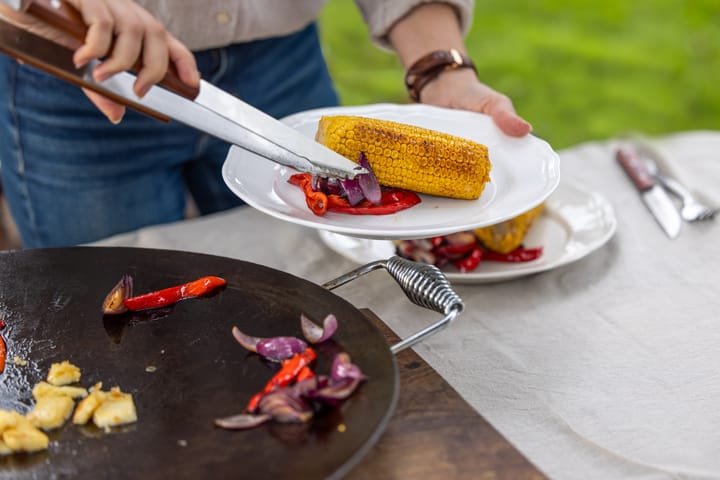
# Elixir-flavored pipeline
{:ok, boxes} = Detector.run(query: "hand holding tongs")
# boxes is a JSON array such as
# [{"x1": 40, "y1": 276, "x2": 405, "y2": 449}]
[{"x1": 0, "y1": 0, "x2": 366, "y2": 179}]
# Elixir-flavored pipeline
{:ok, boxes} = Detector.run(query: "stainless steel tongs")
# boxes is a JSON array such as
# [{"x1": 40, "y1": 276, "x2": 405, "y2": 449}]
[{"x1": 0, "y1": 0, "x2": 366, "y2": 179}]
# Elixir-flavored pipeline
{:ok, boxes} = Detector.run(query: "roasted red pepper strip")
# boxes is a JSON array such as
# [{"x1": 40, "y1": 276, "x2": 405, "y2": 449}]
[
  {"x1": 430, "y1": 236, "x2": 445, "y2": 247},
  {"x1": 296, "y1": 365, "x2": 315, "y2": 382},
  {"x1": 0, "y1": 320, "x2": 6, "y2": 374},
  {"x1": 288, "y1": 173, "x2": 327, "y2": 215},
  {"x1": 123, "y1": 276, "x2": 226, "y2": 311},
  {"x1": 433, "y1": 242, "x2": 476, "y2": 259},
  {"x1": 328, "y1": 190, "x2": 421, "y2": 215},
  {"x1": 288, "y1": 173, "x2": 420, "y2": 216},
  {"x1": 484, "y1": 246, "x2": 544, "y2": 263},
  {"x1": 246, "y1": 347, "x2": 317, "y2": 412},
  {"x1": 453, "y1": 247, "x2": 483, "y2": 273}
]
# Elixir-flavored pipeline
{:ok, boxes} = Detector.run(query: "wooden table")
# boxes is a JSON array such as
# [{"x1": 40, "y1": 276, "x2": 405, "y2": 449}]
[{"x1": 347, "y1": 310, "x2": 545, "y2": 480}]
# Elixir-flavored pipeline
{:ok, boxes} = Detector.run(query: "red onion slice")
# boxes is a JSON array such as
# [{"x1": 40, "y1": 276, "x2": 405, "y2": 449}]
[
  {"x1": 330, "y1": 352, "x2": 366, "y2": 382},
  {"x1": 258, "y1": 391, "x2": 313, "y2": 423},
  {"x1": 313, "y1": 175, "x2": 343, "y2": 196},
  {"x1": 231, "y1": 326, "x2": 262, "y2": 353},
  {"x1": 312, "y1": 175, "x2": 326, "y2": 192},
  {"x1": 102, "y1": 275, "x2": 133, "y2": 315},
  {"x1": 311, "y1": 377, "x2": 363, "y2": 404},
  {"x1": 445, "y1": 232, "x2": 477, "y2": 246},
  {"x1": 300, "y1": 313, "x2": 338, "y2": 344},
  {"x1": 214, "y1": 413, "x2": 271, "y2": 430},
  {"x1": 256, "y1": 336, "x2": 307, "y2": 362},
  {"x1": 340, "y1": 178, "x2": 365, "y2": 206},
  {"x1": 357, "y1": 152, "x2": 382, "y2": 205}
]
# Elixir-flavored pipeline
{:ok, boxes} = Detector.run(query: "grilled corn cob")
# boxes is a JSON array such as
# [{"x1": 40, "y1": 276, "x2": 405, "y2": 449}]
[
  {"x1": 315, "y1": 115, "x2": 491, "y2": 200},
  {"x1": 474, "y1": 203, "x2": 545, "y2": 254}
]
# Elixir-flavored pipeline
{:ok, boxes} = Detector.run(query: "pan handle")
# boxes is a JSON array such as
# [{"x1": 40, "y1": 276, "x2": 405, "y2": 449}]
[{"x1": 322, "y1": 256, "x2": 464, "y2": 354}]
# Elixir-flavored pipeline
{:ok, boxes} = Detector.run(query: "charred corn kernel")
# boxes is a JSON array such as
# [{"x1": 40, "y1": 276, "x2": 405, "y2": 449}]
[
  {"x1": 474, "y1": 203, "x2": 545, "y2": 254},
  {"x1": 33, "y1": 381, "x2": 87, "y2": 400},
  {"x1": 46, "y1": 360, "x2": 81, "y2": 386},
  {"x1": 315, "y1": 115, "x2": 491, "y2": 200}
]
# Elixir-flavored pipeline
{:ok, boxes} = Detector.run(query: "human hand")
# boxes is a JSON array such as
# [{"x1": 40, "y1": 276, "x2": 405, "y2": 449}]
[
  {"x1": 0, "y1": 0, "x2": 199, "y2": 123},
  {"x1": 419, "y1": 69, "x2": 532, "y2": 137}
]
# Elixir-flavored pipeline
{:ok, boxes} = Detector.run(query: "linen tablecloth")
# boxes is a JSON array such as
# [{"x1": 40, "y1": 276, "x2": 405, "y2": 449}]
[{"x1": 95, "y1": 131, "x2": 720, "y2": 480}]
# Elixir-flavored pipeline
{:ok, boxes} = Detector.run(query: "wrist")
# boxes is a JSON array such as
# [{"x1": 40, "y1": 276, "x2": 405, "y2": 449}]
[{"x1": 404, "y1": 49, "x2": 478, "y2": 103}]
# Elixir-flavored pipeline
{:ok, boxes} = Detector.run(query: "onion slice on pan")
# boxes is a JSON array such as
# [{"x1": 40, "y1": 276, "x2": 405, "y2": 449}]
[
  {"x1": 214, "y1": 413, "x2": 271, "y2": 430},
  {"x1": 232, "y1": 326, "x2": 307, "y2": 361},
  {"x1": 231, "y1": 326, "x2": 262, "y2": 352},
  {"x1": 330, "y1": 352, "x2": 366, "y2": 382},
  {"x1": 102, "y1": 274, "x2": 133, "y2": 315},
  {"x1": 256, "y1": 337, "x2": 307, "y2": 362},
  {"x1": 300, "y1": 313, "x2": 338, "y2": 344}
]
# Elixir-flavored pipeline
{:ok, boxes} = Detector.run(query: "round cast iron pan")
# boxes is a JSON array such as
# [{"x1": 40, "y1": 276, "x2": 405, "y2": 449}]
[{"x1": 0, "y1": 247, "x2": 398, "y2": 479}]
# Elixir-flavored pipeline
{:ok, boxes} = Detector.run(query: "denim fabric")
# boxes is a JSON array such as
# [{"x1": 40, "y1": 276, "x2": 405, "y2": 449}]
[{"x1": 0, "y1": 23, "x2": 338, "y2": 247}]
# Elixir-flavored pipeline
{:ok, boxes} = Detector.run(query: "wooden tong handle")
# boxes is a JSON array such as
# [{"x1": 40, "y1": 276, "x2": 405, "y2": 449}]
[{"x1": 25, "y1": 0, "x2": 199, "y2": 100}]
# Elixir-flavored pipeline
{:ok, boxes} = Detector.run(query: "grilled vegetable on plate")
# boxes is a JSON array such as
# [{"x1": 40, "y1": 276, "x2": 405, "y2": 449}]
[
  {"x1": 395, "y1": 204, "x2": 546, "y2": 273},
  {"x1": 315, "y1": 115, "x2": 491, "y2": 200},
  {"x1": 319, "y1": 181, "x2": 618, "y2": 284}
]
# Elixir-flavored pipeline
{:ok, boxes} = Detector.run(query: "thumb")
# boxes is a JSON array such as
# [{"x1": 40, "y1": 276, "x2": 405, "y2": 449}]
[{"x1": 483, "y1": 95, "x2": 532, "y2": 137}]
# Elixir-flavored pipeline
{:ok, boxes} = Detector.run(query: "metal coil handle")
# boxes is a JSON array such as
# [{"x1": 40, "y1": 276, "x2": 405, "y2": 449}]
[{"x1": 322, "y1": 256, "x2": 464, "y2": 354}]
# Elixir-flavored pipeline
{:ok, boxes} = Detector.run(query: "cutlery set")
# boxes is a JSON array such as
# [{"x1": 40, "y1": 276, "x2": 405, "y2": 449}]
[{"x1": 616, "y1": 141, "x2": 716, "y2": 239}]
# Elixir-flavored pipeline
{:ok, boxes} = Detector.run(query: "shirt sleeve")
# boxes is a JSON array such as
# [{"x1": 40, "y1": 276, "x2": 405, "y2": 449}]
[{"x1": 353, "y1": 0, "x2": 475, "y2": 50}]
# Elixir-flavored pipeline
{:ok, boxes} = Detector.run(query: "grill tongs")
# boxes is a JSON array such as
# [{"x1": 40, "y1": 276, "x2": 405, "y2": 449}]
[{"x1": 0, "y1": 0, "x2": 366, "y2": 179}]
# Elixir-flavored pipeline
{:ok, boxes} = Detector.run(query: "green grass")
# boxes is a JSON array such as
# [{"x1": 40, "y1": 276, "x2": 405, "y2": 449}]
[{"x1": 318, "y1": 0, "x2": 720, "y2": 149}]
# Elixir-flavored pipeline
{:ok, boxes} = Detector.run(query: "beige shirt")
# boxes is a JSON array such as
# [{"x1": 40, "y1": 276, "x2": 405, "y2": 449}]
[{"x1": 134, "y1": 0, "x2": 474, "y2": 51}]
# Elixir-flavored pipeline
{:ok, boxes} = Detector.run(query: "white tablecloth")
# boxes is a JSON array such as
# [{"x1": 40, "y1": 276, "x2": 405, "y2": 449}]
[{"x1": 94, "y1": 131, "x2": 720, "y2": 480}]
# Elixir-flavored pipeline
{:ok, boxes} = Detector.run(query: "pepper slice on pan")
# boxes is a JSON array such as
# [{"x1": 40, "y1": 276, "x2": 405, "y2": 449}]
[
  {"x1": 123, "y1": 276, "x2": 227, "y2": 311},
  {"x1": 245, "y1": 347, "x2": 317, "y2": 413}
]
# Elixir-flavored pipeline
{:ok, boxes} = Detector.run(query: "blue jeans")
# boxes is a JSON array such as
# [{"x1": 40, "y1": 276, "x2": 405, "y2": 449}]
[{"x1": 0, "y1": 23, "x2": 338, "y2": 247}]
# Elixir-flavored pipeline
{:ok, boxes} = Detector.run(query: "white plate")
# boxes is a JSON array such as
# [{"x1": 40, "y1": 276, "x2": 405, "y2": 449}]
[
  {"x1": 222, "y1": 104, "x2": 560, "y2": 240},
  {"x1": 319, "y1": 181, "x2": 617, "y2": 284}
]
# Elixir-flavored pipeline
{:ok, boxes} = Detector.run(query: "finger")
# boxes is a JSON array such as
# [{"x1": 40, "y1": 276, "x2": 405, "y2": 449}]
[
  {"x1": 68, "y1": 0, "x2": 114, "y2": 67},
  {"x1": 92, "y1": 4, "x2": 144, "y2": 82},
  {"x1": 491, "y1": 108, "x2": 532, "y2": 137},
  {"x1": 132, "y1": 13, "x2": 169, "y2": 97},
  {"x1": 82, "y1": 88, "x2": 126, "y2": 124},
  {"x1": 167, "y1": 34, "x2": 201, "y2": 87},
  {"x1": 483, "y1": 95, "x2": 532, "y2": 137}
]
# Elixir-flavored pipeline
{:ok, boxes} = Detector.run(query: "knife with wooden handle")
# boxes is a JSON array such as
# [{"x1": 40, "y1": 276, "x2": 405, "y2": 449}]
[
  {"x1": 616, "y1": 146, "x2": 682, "y2": 239},
  {"x1": 0, "y1": 0, "x2": 367, "y2": 179}
]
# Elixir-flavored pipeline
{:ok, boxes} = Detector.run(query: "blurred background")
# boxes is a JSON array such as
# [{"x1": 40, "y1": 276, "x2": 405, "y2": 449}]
[{"x1": 319, "y1": 0, "x2": 720, "y2": 150}]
